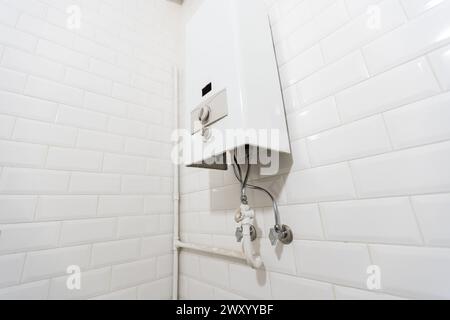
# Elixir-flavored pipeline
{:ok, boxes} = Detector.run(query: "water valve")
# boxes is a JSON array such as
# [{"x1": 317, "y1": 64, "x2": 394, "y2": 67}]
[{"x1": 269, "y1": 225, "x2": 293, "y2": 246}]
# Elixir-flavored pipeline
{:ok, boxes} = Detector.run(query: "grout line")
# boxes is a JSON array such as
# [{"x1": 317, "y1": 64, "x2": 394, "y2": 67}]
[
  {"x1": 425, "y1": 54, "x2": 445, "y2": 92},
  {"x1": 316, "y1": 203, "x2": 328, "y2": 241},
  {"x1": 380, "y1": 113, "x2": 395, "y2": 151},
  {"x1": 408, "y1": 196, "x2": 427, "y2": 246}
]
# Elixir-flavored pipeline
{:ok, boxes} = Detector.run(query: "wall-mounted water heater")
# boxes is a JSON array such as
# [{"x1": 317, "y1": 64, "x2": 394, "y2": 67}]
[{"x1": 185, "y1": 0, "x2": 290, "y2": 170}]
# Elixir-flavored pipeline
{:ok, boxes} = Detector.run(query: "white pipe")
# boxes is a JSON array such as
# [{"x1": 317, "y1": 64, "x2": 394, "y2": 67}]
[
  {"x1": 175, "y1": 241, "x2": 246, "y2": 260},
  {"x1": 239, "y1": 204, "x2": 263, "y2": 269},
  {"x1": 172, "y1": 67, "x2": 180, "y2": 300}
]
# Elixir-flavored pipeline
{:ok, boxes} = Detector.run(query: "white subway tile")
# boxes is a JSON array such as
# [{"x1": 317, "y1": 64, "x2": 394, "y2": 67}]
[
  {"x1": 186, "y1": 278, "x2": 215, "y2": 300},
  {"x1": 0, "y1": 168, "x2": 70, "y2": 194},
  {"x1": 334, "y1": 286, "x2": 404, "y2": 300},
  {"x1": 117, "y1": 215, "x2": 159, "y2": 238},
  {"x1": 276, "y1": 1, "x2": 349, "y2": 65},
  {"x1": 0, "y1": 67, "x2": 27, "y2": 93},
  {"x1": 265, "y1": 204, "x2": 324, "y2": 240},
  {"x1": 125, "y1": 138, "x2": 162, "y2": 158},
  {"x1": 84, "y1": 92, "x2": 128, "y2": 117},
  {"x1": 69, "y1": 173, "x2": 121, "y2": 194},
  {"x1": 0, "y1": 115, "x2": 15, "y2": 139},
  {"x1": 363, "y1": 1, "x2": 450, "y2": 74},
  {"x1": 64, "y1": 67, "x2": 112, "y2": 95},
  {"x1": 0, "y1": 23, "x2": 37, "y2": 52},
  {"x1": 412, "y1": 194, "x2": 450, "y2": 246},
  {"x1": 344, "y1": 0, "x2": 383, "y2": 18},
  {"x1": 1, "y1": 47, "x2": 65, "y2": 81},
  {"x1": 141, "y1": 235, "x2": 172, "y2": 257},
  {"x1": 0, "y1": 254, "x2": 25, "y2": 288},
  {"x1": 128, "y1": 105, "x2": 163, "y2": 125},
  {"x1": 0, "y1": 196, "x2": 37, "y2": 223},
  {"x1": 91, "y1": 239, "x2": 140, "y2": 267},
  {"x1": 56, "y1": 105, "x2": 108, "y2": 131},
  {"x1": 46, "y1": 147, "x2": 102, "y2": 171},
  {"x1": 17, "y1": 13, "x2": 73, "y2": 49},
  {"x1": 133, "y1": 74, "x2": 164, "y2": 95},
  {"x1": 290, "y1": 139, "x2": 311, "y2": 172},
  {"x1": 98, "y1": 195, "x2": 144, "y2": 217},
  {"x1": 157, "y1": 254, "x2": 173, "y2": 279},
  {"x1": 77, "y1": 129, "x2": 124, "y2": 153},
  {"x1": 138, "y1": 278, "x2": 172, "y2": 300},
  {"x1": 294, "y1": 240, "x2": 371, "y2": 288},
  {"x1": 321, "y1": 197, "x2": 422, "y2": 245},
  {"x1": 60, "y1": 218, "x2": 116, "y2": 246},
  {"x1": 111, "y1": 259, "x2": 157, "y2": 290},
  {"x1": 279, "y1": 45, "x2": 324, "y2": 88},
  {"x1": 350, "y1": 141, "x2": 450, "y2": 197},
  {"x1": 336, "y1": 58, "x2": 441, "y2": 123},
  {"x1": 428, "y1": 43, "x2": 450, "y2": 90},
  {"x1": 384, "y1": 92, "x2": 450, "y2": 149},
  {"x1": 22, "y1": 245, "x2": 91, "y2": 281},
  {"x1": 13, "y1": 119, "x2": 77, "y2": 147},
  {"x1": 121, "y1": 175, "x2": 161, "y2": 194},
  {"x1": 49, "y1": 267, "x2": 111, "y2": 300},
  {"x1": 296, "y1": 51, "x2": 369, "y2": 106},
  {"x1": 25, "y1": 76, "x2": 84, "y2": 107},
  {"x1": 36, "y1": 196, "x2": 98, "y2": 221},
  {"x1": 270, "y1": 273, "x2": 334, "y2": 300},
  {"x1": 103, "y1": 153, "x2": 147, "y2": 175},
  {"x1": 0, "y1": 90, "x2": 58, "y2": 122},
  {"x1": 213, "y1": 288, "x2": 245, "y2": 300},
  {"x1": 0, "y1": 280, "x2": 49, "y2": 300},
  {"x1": 288, "y1": 97, "x2": 341, "y2": 140},
  {"x1": 0, "y1": 3, "x2": 20, "y2": 26},
  {"x1": 147, "y1": 159, "x2": 173, "y2": 177},
  {"x1": 198, "y1": 256, "x2": 229, "y2": 288},
  {"x1": 400, "y1": 0, "x2": 446, "y2": 19},
  {"x1": 259, "y1": 240, "x2": 297, "y2": 275},
  {"x1": 370, "y1": 245, "x2": 450, "y2": 299},
  {"x1": 144, "y1": 195, "x2": 172, "y2": 214},
  {"x1": 0, "y1": 222, "x2": 60, "y2": 254},
  {"x1": 73, "y1": 35, "x2": 115, "y2": 64},
  {"x1": 268, "y1": 0, "x2": 300, "y2": 25},
  {"x1": 286, "y1": 163, "x2": 356, "y2": 204},
  {"x1": 108, "y1": 117, "x2": 147, "y2": 138},
  {"x1": 112, "y1": 83, "x2": 147, "y2": 106},
  {"x1": 282, "y1": 84, "x2": 302, "y2": 114},
  {"x1": 3, "y1": 0, "x2": 48, "y2": 18},
  {"x1": 91, "y1": 58, "x2": 131, "y2": 84},
  {"x1": 179, "y1": 251, "x2": 200, "y2": 278},
  {"x1": 307, "y1": 115, "x2": 391, "y2": 166},
  {"x1": 272, "y1": 0, "x2": 334, "y2": 44},
  {"x1": 36, "y1": 39, "x2": 90, "y2": 70},
  {"x1": 93, "y1": 287, "x2": 137, "y2": 300},
  {"x1": 0, "y1": 140, "x2": 47, "y2": 167},
  {"x1": 322, "y1": 0, "x2": 406, "y2": 63},
  {"x1": 229, "y1": 263, "x2": 272, "y2": 299}
]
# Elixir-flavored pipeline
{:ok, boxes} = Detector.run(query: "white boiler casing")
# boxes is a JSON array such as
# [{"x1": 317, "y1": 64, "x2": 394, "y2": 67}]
[{"x1": 185, "y1": 0, "x2": 290, "y2": 169}]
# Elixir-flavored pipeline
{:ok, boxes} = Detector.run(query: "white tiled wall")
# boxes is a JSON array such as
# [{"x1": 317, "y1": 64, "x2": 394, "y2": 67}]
[
  {"x1": 0, "y1": 0, "x2": 181, "y2": 299},
  {"x1": 179, "y1": 0, "x2": 450, "y2": 300}
]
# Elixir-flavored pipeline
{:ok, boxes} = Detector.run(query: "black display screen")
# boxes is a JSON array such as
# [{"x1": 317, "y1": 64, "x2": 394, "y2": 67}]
[{"x1": 202, "y1": 83, "x2": 212, "y2": 97}]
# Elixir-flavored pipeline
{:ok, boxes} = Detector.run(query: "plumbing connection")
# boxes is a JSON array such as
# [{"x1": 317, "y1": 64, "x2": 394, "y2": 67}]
[{"x1": 232, "y1": 147, "x2": 293, "y2": 269}]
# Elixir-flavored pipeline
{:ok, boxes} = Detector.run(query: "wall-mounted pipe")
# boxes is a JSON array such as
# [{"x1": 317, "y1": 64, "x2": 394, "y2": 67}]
[{"x1": 172, "y1": 67, "x2": 180, "y2": 300}]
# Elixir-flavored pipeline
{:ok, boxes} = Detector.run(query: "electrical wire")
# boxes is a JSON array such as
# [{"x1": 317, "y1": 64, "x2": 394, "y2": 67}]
[{"x1": 232, "y1": 148, "x2": 281, "y2": 229}]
